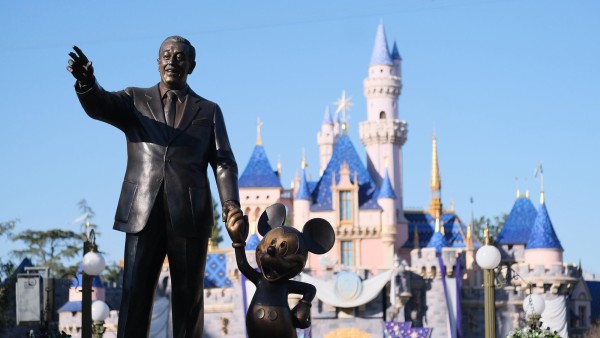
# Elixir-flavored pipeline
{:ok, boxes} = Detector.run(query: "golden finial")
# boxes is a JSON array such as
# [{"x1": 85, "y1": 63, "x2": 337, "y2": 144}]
[
  {"x1": 429, "y1": 131, "x2": 443, "y2": 217},
  {"x1": 277, "y1": 156, "x2": 282, "y2": 176},
  {"x1": 484, "y1": 224, "x2": 490, "y2": 246},
  {"x1": 466, "y1": 223, "x2": 473, "y2": 250},
  {"x1": 525, "y1": 189, "x2": 530, "y2": 198},
  {"x1": 256, "y1": 117, "x2": 263, "y2": 146},
  {"x1": 431, "y1": 132, "x2": 441, "y2": 191},
  {"x1": 534, "y1": 163, "x2": 545, "y2": 204},
  {"x1": 301, "y1": 148, "x2": 308, "y2": 169},
  {"x1": 291, "y1": 170, "x2": 299, "y2": 189}
]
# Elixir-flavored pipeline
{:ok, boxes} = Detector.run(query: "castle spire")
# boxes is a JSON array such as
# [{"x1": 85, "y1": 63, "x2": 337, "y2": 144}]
[
  {"x1": 535, "y1": 163, "x2": 545, "y2": 204},
  {"x1": 301, "y1": 148, "x2": 308, "y2": 169},
  {"x1": 369, "y1": 21, "x2": 393, "y2": 66},
  {"x1": 429, "y1": 131, "x2": 443, "y2": 218},
  {"x1": 256, "y1": 117, "x2": 263, "y2": 146},
  {"x1": 322, "y1": 105, "x2": 333, "y2": 124}
]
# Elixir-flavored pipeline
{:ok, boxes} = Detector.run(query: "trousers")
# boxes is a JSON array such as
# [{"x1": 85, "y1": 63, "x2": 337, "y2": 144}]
[{"x1": 117, "y1": 186, "x2": 210, "y2": 338}]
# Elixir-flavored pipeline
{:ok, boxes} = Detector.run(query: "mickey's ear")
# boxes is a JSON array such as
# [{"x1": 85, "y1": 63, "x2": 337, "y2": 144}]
[
  {"x1": 302, "y1": 218, "x2": 335, "y2": 255},
  {"x1": 257, "y1": 203, "x2": 287, "y2": 236}
]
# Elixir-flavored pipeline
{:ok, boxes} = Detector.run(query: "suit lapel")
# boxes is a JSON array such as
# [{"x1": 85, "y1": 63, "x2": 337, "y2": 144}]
[{"x1": 145, "y1": 85, "x2": 172, "y2": 140}]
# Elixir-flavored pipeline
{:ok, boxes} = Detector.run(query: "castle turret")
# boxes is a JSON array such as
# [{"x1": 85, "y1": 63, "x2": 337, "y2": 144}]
[
  {"x1": 378, "y1": 165, "x2": 397, "y2": 268},
  {"x1": 524, "y1": 167, "x2": 563, "y2": 267},
  {"x1": 359, "y1": 22, "x2": 408, "y2": 250},
  {"x1": 524, "y1": 192, "x2": 564, "y2": 267},
  {"x1": 317, "y1": 106, "x2": 337, "y2": 175},
  {"x1": 238, "y1": 119, "x2": 283, "y2": 234},
  {"x1": 293, "y1": 156, "x2": 311, "y2": 230}
]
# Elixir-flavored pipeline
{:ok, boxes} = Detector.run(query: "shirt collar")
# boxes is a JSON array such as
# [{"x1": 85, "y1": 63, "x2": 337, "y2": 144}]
[{"x1": 159, "y1": 83, "x2": 189, "y2": 102}]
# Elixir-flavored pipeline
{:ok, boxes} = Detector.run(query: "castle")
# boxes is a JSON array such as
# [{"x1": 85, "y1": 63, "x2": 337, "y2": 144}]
[
  {"x1": 201, "y1": 22, "x2": 591, "y2": 338},
  {"x1": 56, "y1": 22, "x2": 593, "y2": 338}
]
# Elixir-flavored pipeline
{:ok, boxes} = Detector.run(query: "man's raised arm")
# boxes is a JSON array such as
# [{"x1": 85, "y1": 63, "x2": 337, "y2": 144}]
[{"x1": 67, "y1": 46, "x2": 95, "y2": 92}]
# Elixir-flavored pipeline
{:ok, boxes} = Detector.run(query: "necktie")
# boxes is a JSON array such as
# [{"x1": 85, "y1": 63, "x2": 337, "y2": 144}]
[{"x1": 165, "y1": 91, "x2": 177, "y2": 128}]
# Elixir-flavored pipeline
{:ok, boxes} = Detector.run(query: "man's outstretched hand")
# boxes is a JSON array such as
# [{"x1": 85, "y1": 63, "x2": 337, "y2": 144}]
[
  {"x1": 67, "y1": 46, "x2": 95, "y2": 86},
  {"x1": 226, "y1": 208, "x2": 248, "y2": 247}
]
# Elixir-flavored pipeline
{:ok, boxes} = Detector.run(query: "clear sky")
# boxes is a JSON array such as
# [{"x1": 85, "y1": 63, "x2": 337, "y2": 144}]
[{"x1": 1, "y1": 0, "x2": 599, "y2": 276}]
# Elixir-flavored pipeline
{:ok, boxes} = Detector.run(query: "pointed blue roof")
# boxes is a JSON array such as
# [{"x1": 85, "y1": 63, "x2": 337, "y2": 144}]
[
  {"x1": 496, "y1": 197, "x2": 537, "y2": 244},
  {"x1": 323, "y1": 106, "x2": 333, "y2": 124},
  {"x1": 403, "y1": 212, "x2": 477, "y2": 250},
  {"x1": 370, "y1": 23, "x2": 393, "y2": 66},
  {"x1": 58, "y1": 301, "x2": 83, "y2": 313},
  {"x1": 426, "y1": 231, "x2": 449, "y2": 254},
  {"x1": 295, "y1": 169, "x2": 312, "y2": 200},
  {"x1": 310, "y1": 135, "x2": 380, "y2": 211},
  {"x1": 72, "y1": 264, "x2": 104, "y2": 288},
  {"x1": 391, "y1": 41, "x2": 402, "y2": 61},
  {"x1": 526, "y1": 202, "x2": 563, "y2": 250},
  {"x1": 239, "y1": 145, "x2": 282, "y2": 188},
  {"x1": 378, "y1": 170, "x2": 396, "y2": 199}
]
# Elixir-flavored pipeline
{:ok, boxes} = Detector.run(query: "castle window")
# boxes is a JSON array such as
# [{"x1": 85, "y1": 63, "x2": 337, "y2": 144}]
[
  {"x1": 341, "y1": 240, "x2": 354, "y2": 266},
  {"x1": 339, "y1": 191, "x2": 352, "y2": 222},
  {"x1": 579, "y1": 305, "x2": 587, "y2": 327},
  {"x1": 379, "y1": 111, "x2": 386, "y2": 119}
]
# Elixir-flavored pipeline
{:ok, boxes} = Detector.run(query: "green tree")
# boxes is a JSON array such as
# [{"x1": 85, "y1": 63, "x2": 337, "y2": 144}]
[
  {"x1": 0, "y1": 221, "x2": 16, "y2": 333},
  {"x1": 11, "y1": 229, "x2": 83, "y2": 278},
  {"x1": 102, "y1": 261, "x2": 122, "y2": 286},
  {"x1": 472, "y1": 213, "x2": 508, "y2": 244},
  {"x1": 0, "y1": 219, "x2": 17, "y2": 238},
  {"x1": 210, "y1": 199, "x2": 224, "y2": 247}
]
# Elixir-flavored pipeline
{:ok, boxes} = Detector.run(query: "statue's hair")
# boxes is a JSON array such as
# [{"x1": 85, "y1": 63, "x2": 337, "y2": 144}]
[{"x1": 161, "y1": 35, "x2": 196, "y2": 62}]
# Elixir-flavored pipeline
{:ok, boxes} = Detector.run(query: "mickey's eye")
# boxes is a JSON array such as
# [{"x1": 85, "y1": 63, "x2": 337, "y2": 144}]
[{"x1": 278, "y1": 241, "x2": 288, "y2": 255}]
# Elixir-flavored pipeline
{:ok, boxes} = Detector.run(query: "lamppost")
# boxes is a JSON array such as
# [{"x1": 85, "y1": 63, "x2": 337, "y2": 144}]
[
  {"x1": 81, "y1": 229, "x2": 105, "y2": 338},
  {"x1": 475, "y1": 228, "x2": 501, "y2": 338},
  {"x1": 91, "y1": 300, "x2": 110, "y2": 338}
]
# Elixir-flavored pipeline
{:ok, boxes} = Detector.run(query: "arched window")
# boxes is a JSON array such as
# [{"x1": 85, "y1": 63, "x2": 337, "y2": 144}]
[{"x1": 379, "y1": 111, "x2": 386, "y2": 119}]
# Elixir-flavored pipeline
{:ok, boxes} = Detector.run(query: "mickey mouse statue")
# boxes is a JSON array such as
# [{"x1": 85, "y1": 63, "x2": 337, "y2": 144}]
[{"x1": 226, "y1": 203, "x2": 335, "y2": 338}]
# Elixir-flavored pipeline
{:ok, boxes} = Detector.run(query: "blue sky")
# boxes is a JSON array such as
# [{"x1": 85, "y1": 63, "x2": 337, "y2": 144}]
[{"x1": 1, "y1": 0, "x2": 599, "y2": 275}]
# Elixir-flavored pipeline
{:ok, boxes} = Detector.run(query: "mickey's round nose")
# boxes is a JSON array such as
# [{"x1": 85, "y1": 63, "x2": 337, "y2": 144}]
[{"x1": 267, "y1": 245, "x2": 276, "y2": 256}]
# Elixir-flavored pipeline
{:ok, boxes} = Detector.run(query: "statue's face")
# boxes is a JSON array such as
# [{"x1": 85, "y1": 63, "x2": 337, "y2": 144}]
[{"x1": 157, "y1": 40, "x2": 195, "y2": 90}]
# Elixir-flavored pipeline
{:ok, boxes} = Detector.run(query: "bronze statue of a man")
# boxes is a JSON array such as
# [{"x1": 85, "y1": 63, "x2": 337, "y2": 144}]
[{"x1": 67, "y1": 36, "x2": 241, "y2": 338}]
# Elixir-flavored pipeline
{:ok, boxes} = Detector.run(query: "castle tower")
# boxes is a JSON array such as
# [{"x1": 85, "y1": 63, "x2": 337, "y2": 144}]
[
  {"x1": 377, "y1": 164, "x2": 397, "y2": 268},
  {"x1": 524, "y1": 191, "x2": 564, "y2": 268},
  {"x1": 238, "y1": 119, "x2": 283, "y2": 235},
  {"x1": 317, "y1": 106, "x2": 337, "y2": 175},
  {"x1": 359, "y1": 23, "x2": 408, "y2": 246},
  {"x1": 429, "y1": 132, "x2": 443, "y2": 218},
  {"x1": 293, "y1": 154, "x2": 311, "y2": 231}
]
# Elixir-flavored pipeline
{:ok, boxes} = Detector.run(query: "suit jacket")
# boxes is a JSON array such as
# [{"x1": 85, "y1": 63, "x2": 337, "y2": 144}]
[{"x1": 76, "y1": 82, "x2": 239, "y2": 238}]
